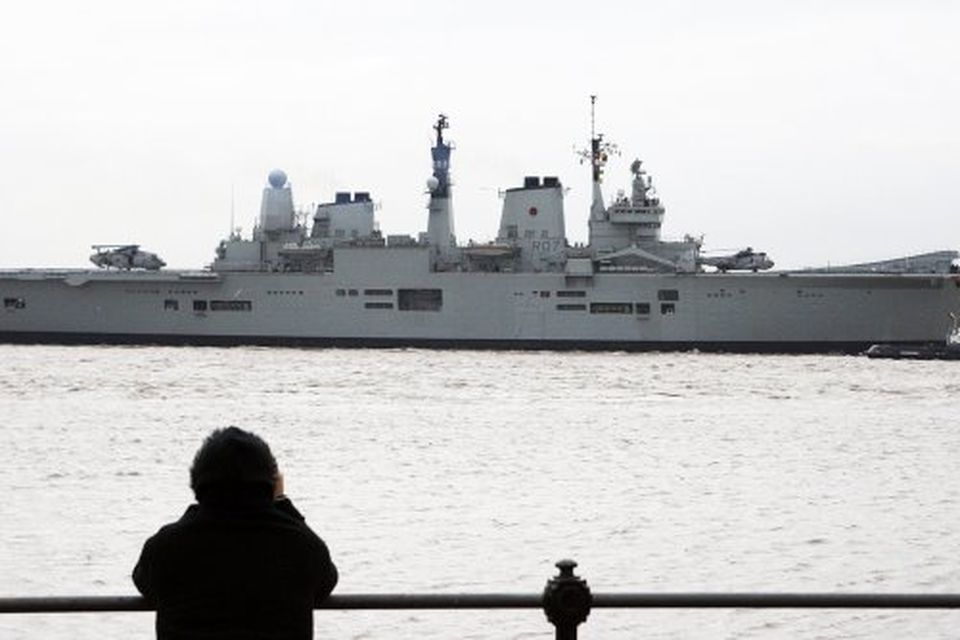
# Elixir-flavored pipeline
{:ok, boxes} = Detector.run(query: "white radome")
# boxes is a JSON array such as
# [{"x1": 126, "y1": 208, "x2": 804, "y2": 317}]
[
  {"x1": 268, "y1": 169, "x2": 288, "y2": 189},
  {"x1": 426, "y1": 176, "x2": 440, "y2": 191}
]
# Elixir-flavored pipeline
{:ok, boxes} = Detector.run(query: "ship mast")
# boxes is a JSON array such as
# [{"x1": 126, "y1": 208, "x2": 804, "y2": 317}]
[
  {"x1": 431, "y1": 114, "x2": 451, "y2": 197},
  {"x1": 426, "y1": 113, "x2": 456, "y2": 263},
  {"x1": 577, "y1": 95, "x2": 618, "y2": 220}
]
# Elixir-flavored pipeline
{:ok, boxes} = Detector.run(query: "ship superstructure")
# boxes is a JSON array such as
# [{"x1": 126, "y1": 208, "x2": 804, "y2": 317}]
[
  {"x1": 1, "y1": 104, "x2": 958, "y2": 351},
  {"x1": 208, "y1": 105, "x2": 712, "y2": 279}
]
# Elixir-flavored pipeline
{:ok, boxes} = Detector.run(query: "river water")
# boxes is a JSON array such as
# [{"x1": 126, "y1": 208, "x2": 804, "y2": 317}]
[{"x1": 0, "y1": 345, "x2": 958, "y2": 639}]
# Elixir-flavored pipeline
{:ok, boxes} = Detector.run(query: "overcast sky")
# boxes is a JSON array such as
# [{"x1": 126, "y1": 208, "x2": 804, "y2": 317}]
[{"x1": 1, "y1": 0, "x2": 957, "y2": 269}]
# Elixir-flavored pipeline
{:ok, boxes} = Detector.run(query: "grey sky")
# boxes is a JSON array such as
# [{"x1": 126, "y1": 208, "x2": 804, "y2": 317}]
[{"x1": 1, "y1": 0, "x2": 957, "y2": 269}]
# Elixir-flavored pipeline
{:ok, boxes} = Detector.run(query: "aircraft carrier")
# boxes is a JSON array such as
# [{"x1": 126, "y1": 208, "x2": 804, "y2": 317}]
[{"x1": 2, "y1": 103, "x2": 959, "y2": 352}]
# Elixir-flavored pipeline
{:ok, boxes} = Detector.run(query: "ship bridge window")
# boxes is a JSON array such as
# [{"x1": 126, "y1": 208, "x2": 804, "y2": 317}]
[
  {"x1": 636, "y1": 302, "x2": 651, "y2": 314},
  {"x1": 4, "y1": 297, "x2": 26, "y2": 309},
  {"x1": 557, "y1": 303, "x2": 587, "y2": 311},
  {"x1": 557, "y1": 290, "x2": 587, "y2": 298},
  {"x1": 364, "y1": 289, "x2": 393, "y2": 296},
  {"x1": 193, "y1": 300, "x2": 207, "y2": 312},
  {"x1": 164, "y1": 299, "x2": 179, "y2": 311},
  {"x1": 364, "y1": 302, "x2": 394, "y2": 309},
  {"x1": 590, "y1": 302, "x2": 633, "y2": 314},
  {"x1": 661, "y1": 303, "x2": 676, "y2": 315},
  {"x1": 398, "y1": 288, "x2": 442, "y2": 311},
  {"x1": 210, "y1": 300, "x2": 253, "y2": 311},
  {"x1": 658, "y1": 289, "x2": 679, "y2": 301}
]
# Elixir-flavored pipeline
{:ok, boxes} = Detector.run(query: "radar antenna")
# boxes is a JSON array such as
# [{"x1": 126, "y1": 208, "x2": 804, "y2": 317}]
[
  {"x1": 576, "y1": 95, "x2": 619, "y2": 184},
  {"x1": 434, "y1": 114, "x2": 449, "y2": 146}
]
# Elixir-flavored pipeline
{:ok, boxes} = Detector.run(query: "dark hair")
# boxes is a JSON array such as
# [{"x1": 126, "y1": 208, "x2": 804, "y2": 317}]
[{"x1": 190, "y1": 427, "x2": 277, "y2": 503}]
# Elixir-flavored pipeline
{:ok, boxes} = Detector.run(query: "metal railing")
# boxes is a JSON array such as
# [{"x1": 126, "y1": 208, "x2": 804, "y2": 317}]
[{"x1": 3, "y1": 560, "x2": 960, "y2": 639}]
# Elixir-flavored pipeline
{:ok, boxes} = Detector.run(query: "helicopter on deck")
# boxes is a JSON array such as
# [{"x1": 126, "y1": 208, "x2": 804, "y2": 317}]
[
  {"x1": 700, "y1": 247, "x2": 774, "y2": 273},
  {"x1": 89, "y1": 245, "x2": 165, "y2": 270}
]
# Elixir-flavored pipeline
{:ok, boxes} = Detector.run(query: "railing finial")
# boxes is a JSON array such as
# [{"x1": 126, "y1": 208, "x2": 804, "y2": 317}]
[{"x1": 543, "y1": 559, "x2": 592, "y2": 640}]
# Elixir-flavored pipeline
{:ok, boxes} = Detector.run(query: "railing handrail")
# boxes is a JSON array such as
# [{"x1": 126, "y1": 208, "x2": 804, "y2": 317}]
[
  {"x1": 5, "y1": 560, "x2": 960, "y2": 639},
  {"x1": 3, "y1": 592, "x2": 960, "y2": 614}
]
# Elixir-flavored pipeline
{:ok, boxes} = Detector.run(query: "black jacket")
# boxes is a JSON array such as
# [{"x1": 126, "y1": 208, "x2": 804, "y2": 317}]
[{"x1": 133, "y1": 497, "x2": 337, "y2": 640}]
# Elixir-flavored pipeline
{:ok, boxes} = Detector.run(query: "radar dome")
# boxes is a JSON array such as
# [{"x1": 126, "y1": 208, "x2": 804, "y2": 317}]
[
  {"x1": 268, "y1": 169, "x2": 288, "y2": 189},
  {"x1": 426, "y1": 176, "x2": 440, "y2": 191}
]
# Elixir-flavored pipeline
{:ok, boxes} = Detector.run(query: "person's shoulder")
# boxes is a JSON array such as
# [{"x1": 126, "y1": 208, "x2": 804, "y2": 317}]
[
  {"x1": 271, "y1": 496, "x2": 305, "y2": 521},
  {"x1": 269, "y1": 499, "x2": 330, "y2": 544},
  {"x1": 145, "y1": 504, "x2": 201, "y2": 540}
]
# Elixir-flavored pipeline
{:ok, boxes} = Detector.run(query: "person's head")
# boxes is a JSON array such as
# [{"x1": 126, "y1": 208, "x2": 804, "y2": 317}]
[{"x1": 190, "y1": 427, "x2": 277, "y2": 506}]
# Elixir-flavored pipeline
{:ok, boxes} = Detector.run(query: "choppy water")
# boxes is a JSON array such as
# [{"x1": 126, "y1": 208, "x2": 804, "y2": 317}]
[{"x1": 1, "y1": 345, "x2": 958, "y2": 639}]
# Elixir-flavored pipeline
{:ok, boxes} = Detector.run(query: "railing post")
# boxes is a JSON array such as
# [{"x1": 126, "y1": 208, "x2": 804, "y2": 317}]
[{"x1": 543, "y1": 559, "x2": 592, "y2": 640}]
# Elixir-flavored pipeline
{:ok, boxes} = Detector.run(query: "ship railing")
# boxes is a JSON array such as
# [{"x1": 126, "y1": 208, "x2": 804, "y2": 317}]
[
  {"x1": 2, "y1": 560, "x2": 960, "y2": 639},
  {"x1": 607, "y1": 209, "x2": 664, "y2": 225}
]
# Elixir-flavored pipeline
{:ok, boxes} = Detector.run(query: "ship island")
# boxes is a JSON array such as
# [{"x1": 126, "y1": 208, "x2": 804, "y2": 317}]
[{"x1": 2, "y1": 102, "x2": 959, "y2": 352}]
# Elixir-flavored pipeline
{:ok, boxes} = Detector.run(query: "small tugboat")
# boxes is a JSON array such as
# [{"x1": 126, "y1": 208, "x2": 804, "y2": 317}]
[{"x1": 865, "y1": 315, "x2": 960, "y2": 360}]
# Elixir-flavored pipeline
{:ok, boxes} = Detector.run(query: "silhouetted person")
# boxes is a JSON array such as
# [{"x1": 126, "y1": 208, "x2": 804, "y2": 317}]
[{"x1": 133, "y1": 427, "x2": 337, "y2": 639}]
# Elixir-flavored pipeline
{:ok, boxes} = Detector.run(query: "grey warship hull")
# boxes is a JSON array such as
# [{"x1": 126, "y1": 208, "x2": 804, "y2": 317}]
[{"x1": 2, "y1": 265, "x2": 957, "y2": 353}]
